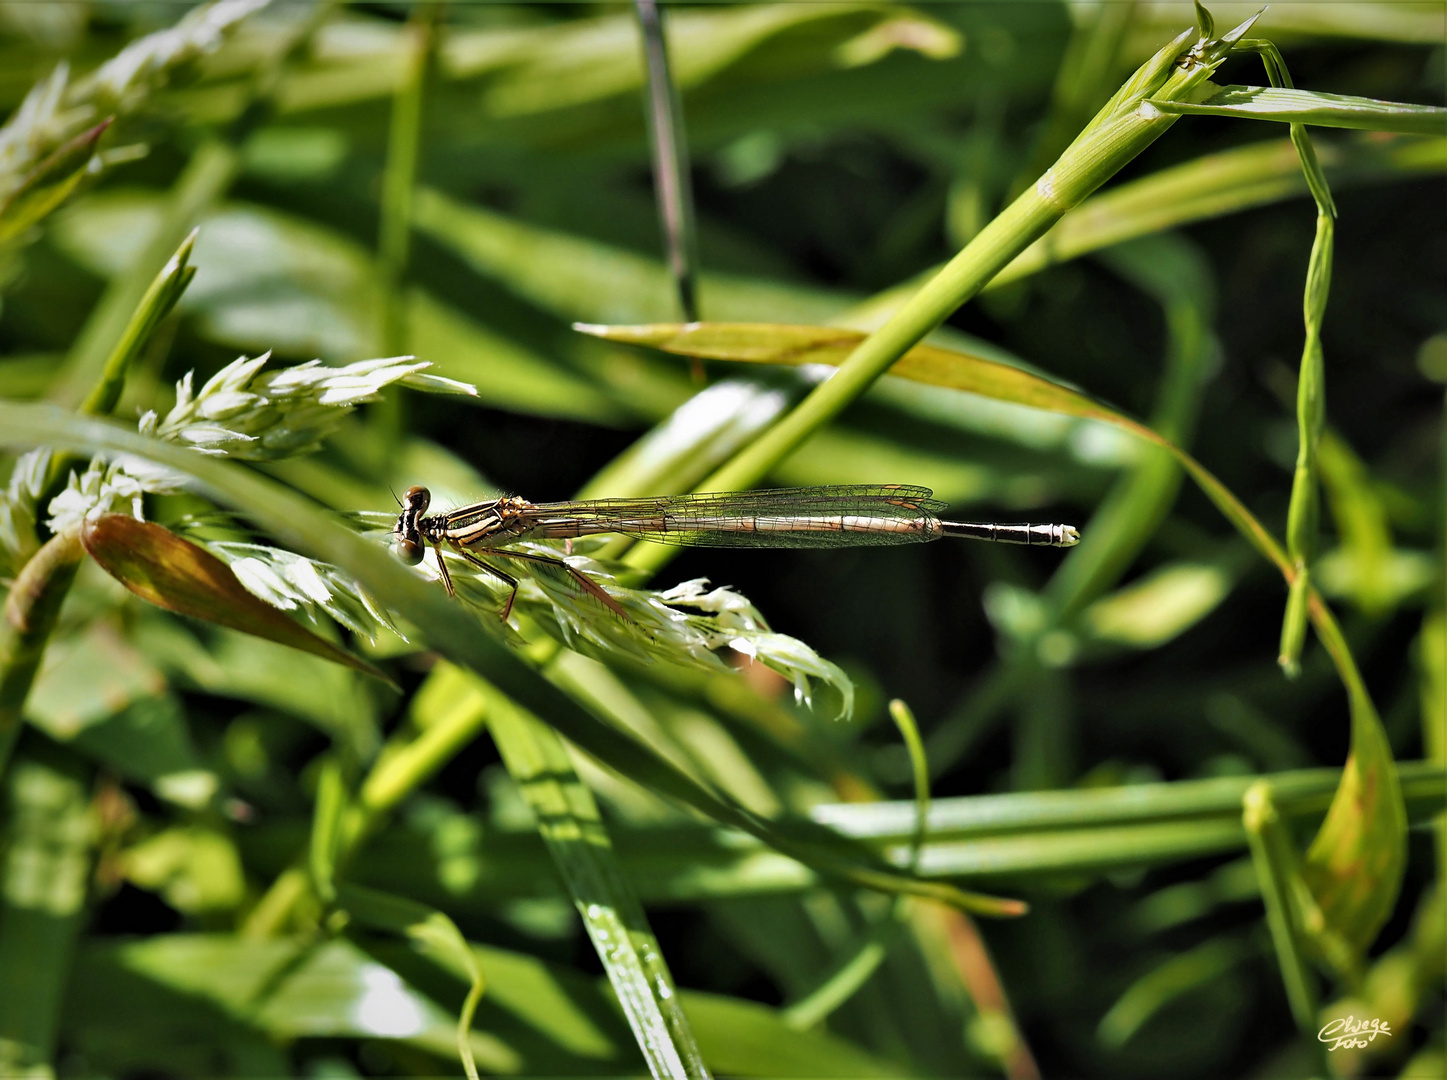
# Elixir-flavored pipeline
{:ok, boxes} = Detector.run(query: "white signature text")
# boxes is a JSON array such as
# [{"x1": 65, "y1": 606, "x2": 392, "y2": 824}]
[{"x1": 1318, "y1": 1016, "x2": 1393, "y2": 1051}]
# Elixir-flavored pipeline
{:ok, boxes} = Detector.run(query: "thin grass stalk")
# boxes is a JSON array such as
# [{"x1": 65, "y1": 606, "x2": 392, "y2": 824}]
[
  {"x1": 634, "y1": 0, "x2": 700, "y2": 325},
  {"x1": 1234, "y1": 39, "x2": 1340, "y2": 678},
  {"x1": 377, "y1": 1, "x2": 441, "y2": 358},
  {"x1": 1243, "y1": 781, "x2": 1323, "y2": 1050}
]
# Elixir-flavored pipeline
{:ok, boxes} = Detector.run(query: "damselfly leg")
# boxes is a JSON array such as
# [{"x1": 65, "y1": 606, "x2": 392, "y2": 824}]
[{"x1": 445, "y1": 540, "x2": 629, "y2": 622}]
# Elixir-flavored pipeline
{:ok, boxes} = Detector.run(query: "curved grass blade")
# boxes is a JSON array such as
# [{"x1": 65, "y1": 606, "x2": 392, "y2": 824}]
[
  {"x1": 0, "y1": 402, "x2": 1023, "y2": 918},
  {"x1": 80, "y1": 514, "x2": 392, "y2": 686},
  {"x1": 336, "y1": 883, "x2": 485, "y2": 1080},
  {"x1": 579, "y1": 320, "x2": 1408, "y2": 955}
]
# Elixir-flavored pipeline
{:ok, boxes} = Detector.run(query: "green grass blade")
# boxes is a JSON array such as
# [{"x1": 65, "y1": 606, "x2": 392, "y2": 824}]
[
  {"x1": 1097, "y1": 935, "x2": 1256, "y2": 1048},
  {"x1": 49, "y1": 139, "x2": 240, "y2": 409},
  {"x1": 1243, "y1": 782, "x2": 1322, "y2": 1036},
  {"x1": 1152, "y1": 85, "x2": 1447, "y2": 136},
  {"x1": 581, "y1": 318, "x2": 1407, "y2": 932},
  {"x1": 336, "y1": 883, "x2": 486, "y2": 1080},
  {"x1": 483, "y1": 684, "x2": 709, "y2": 1079},
  {"x1": 0, "y1": 751, "x2": 92, "y2": 1075}
]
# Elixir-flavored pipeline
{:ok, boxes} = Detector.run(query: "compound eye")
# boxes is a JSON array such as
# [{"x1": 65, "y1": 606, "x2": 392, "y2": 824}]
[
  {"x1": 394, "y1": 536, "x2": 425, "y2": 566},
  {"x1": 403, "y1": 486, "x2": 430, "y2": 513}
]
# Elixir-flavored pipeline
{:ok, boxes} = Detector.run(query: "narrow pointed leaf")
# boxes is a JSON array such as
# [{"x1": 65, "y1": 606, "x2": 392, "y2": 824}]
[
  {"x1": 1151, "y1": 85, "x2": 1447, "y2": 136},
  {"x1": 0, "y1": 118, "x2": 111, "y2": 247}
]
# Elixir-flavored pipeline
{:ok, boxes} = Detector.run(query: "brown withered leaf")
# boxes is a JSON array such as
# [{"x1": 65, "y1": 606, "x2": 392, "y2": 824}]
[{"x1": 82, "y1": 514, "x2": 395, "y2": 686}]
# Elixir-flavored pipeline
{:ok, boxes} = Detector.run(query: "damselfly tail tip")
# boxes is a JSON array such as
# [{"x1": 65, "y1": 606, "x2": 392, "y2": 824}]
[{"x1": 1057, "y1": 525, "x2": 1081, "y2": 547}]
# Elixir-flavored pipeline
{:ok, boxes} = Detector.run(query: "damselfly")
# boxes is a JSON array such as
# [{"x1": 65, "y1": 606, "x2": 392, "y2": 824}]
[{"x1": 393, "y1": 484, "x2": 1079, "y2": 620}]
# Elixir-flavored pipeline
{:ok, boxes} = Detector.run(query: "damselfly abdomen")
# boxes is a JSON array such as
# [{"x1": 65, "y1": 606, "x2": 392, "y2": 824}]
[{"x1": 393, "y1": 484, "x2": 1078, "y2": 619}]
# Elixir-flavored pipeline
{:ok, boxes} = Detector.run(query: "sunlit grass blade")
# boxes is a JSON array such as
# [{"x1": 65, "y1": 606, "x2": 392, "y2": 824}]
[
  {"x1": 0, "y1": 752, "x2": 93, "y2": 1075},
  {"x1": 1151, "y1": 85, "x2": 1447, "y2": 136},
  {"x1": 481, "y1": 683, "x2": 709, "y2": 1080}
]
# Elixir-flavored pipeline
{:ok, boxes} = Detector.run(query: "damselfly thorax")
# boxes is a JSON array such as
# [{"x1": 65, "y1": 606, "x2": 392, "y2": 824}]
[{"x1": 392, "y1": 483, "x2": 1078, "y2": 621}]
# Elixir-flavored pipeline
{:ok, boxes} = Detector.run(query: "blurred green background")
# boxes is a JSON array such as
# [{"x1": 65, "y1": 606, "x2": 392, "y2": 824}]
[{"x1": 0, "y1": 2, "x2": 1443, "y2": 1078}]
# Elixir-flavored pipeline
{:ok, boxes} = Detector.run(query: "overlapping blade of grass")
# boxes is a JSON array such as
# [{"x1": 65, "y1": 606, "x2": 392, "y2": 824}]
[
  {"x1": 481, "y1": 682, "x2": 708, "y2": 1080},
  {"x1": 332, "y1": 762, "x2": 1445, "y2": 904}
]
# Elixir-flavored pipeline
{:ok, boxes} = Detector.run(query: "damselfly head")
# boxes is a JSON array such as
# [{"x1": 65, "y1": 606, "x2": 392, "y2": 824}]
[{"x1": 392, "y1": 485, "x2": 431, "y2": 565}]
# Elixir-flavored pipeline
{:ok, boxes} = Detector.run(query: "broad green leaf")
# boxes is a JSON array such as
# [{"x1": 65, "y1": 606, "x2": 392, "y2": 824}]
[
  {"x1": 80, "y1": 514, "x2": 390, "y2": 685},
  {"x1": 1082, "y1": 561, "x2": 1234, "y2": 648},
  {"x1": 25, "y1": 620, "x2": 212, "y2": 804},
  {"x1": 0, "y1": 753, "x2": 93, "y2": 1076},
  {"x1": 182, "y1": 3, "x2": 960, "y2": 121},
  {"x1": 105, "y1": 934, "x2": 520, "y2": 1070},
  {"x1": 412, "y1": 187, "x2": 853, "y2": 326},
  {"x1": 1152, "y1": 85, "x2": 1447, "y2": 136},
  {"x1": 1300, "y1": 688, "x2": 1409, "y2": 959},
  {"x1": 473, "y1": 4, "x2": 958, "y2": 117},
  {"x1": 78, "y1": 932, "x2": 905, "y2": 1077}
]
